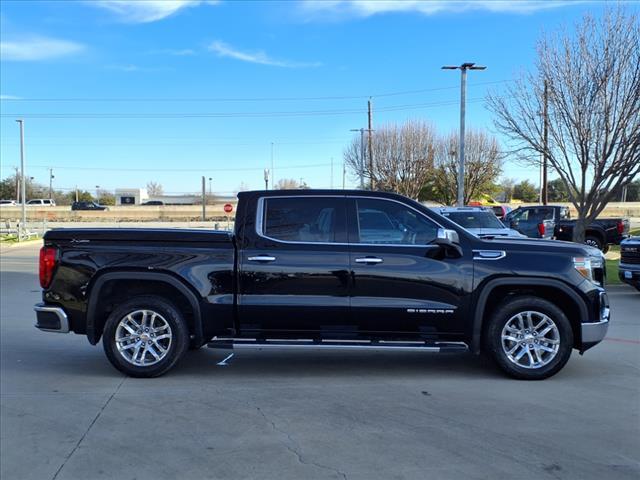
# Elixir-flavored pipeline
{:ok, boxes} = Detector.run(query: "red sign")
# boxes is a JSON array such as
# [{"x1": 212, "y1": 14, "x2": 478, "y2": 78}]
[{"x1": 223, "y1": 203, "x2": 233, "y2": 214}]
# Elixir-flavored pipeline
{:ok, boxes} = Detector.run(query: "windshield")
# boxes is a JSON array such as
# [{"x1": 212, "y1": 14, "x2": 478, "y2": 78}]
[{"x1": 443, "y1": 211, "x2": 506, "y2": 229}]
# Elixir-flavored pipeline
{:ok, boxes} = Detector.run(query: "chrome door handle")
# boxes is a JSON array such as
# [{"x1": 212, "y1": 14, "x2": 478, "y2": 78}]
[
  {"x1": 355, "y1": 257, "x2": 383, "y2": 264},
  {"x1": 247, "y1": 255, "x2": 276, "y2": 262}
]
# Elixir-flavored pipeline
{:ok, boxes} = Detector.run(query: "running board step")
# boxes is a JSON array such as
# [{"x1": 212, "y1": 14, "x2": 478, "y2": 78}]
[{"x1": 208, "y1": 338, "x2": 468, "y2": 353}]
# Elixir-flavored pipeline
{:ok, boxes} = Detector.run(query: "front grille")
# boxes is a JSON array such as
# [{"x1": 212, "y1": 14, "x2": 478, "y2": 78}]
[{"x1": 621, "y1": 248, "x2": 640, "y2": 265}]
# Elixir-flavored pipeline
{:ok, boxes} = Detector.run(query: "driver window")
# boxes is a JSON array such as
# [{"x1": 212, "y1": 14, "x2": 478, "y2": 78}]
[{"x1": 355, "y1": 198, "x2": 438, "y2": 245}]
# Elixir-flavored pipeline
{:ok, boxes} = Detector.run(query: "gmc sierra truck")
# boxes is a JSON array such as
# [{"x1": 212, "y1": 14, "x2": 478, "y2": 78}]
[{"x1": 34, "y1": 190, "x2": 610, "y2": 380}]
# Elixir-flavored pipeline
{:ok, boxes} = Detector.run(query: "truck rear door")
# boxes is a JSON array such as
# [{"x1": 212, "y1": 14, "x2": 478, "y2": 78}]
[{"x1": 237, "y1": 195, "x2": 351, "y2": 337}]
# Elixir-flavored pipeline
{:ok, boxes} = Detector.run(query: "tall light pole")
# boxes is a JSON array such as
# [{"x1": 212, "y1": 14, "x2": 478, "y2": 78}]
[
  {"x1": 442, "y1": 62, "x2": 486, "y2": 206},
  {"x1": 208, "y1": 177, "x2": 212, "y2": 202},
  {"x1": 264, "y1": 169, "x2": 269, "y2": 190},
  {"x1": 16, "y1": 120, "x2": 26, "y2": 240}
]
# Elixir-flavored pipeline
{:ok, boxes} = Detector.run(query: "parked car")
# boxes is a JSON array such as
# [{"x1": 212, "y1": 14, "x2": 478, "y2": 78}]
[
  {"x1": 142, "y1": 200, "x2": 164, "y2": 206},
  {"x1": 619, "y1": 236, "x2": 640, "y2": 291},
  {"x1": 490, "y1": 204, "x2": 512, "y2": 221},
  {"x1": 71, "y1": 201, "x2": 109, "y2": 211},
  {"x1": 27, "y1": 199, "x2": 56, "y2": 207},
  {"x1": 504, "y1": 206, "x2": 559, "y2": 240},
  {"x1": 0, "y1": 200, "x2": 17, "y2": 206},
  {"x1": 35, "y1": 190, "x2": 610, "y2": 380},
  {"x1": 506, "y1": 205, "x2": 629, "y2": 251},
  {"x1": 432, "y1": 206, "x2": 525, "y2": 239}
]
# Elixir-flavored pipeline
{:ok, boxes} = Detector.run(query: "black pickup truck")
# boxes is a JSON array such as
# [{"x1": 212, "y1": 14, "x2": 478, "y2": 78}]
[
  {"x1": 506, "y1": 205, "x2": 629, "y2": 251},
  {"x1": 35, "y1": 190, "x2": 610, "y2": 380}
]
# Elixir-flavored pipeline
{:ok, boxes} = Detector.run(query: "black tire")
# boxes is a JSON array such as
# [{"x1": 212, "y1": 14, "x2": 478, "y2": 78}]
[
  {"x1": 102, "y1": 295, "x2": 189, "y2": 378},
  {"x1": 585, "y1": 235, "x2": 603, "y2": 251},
  {"x1": 484, "y1": 296, "x2": 573, "y2": 380}
]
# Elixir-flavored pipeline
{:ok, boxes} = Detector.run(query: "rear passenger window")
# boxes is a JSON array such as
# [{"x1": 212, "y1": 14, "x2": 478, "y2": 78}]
[{"x1": 262, "y1": 197, "x2": 344, "y2": 243}]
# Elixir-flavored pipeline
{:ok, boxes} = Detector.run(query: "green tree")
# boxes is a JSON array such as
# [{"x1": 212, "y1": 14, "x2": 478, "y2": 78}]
[
  {"x1": 513, "y1": 180, "x2": 539, "y2": 202},
  {"x1": 547, "y1": 178, "x2": 571, "y2": 202},
  {"x1": 68, "y1": 191, "x2": 94, "y2": 203}
]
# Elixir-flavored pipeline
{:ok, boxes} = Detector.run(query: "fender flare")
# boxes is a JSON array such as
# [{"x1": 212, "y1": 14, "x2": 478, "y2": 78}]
[
  {"x1": 86, "y1": 271, "x2": 203, "y2": 345},
  {"x1": 471, "y1": 277, "x2": 589, "y2": 354}
]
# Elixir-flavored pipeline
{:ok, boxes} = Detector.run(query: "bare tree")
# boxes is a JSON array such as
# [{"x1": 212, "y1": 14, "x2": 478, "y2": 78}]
[
  {"x1": 500, "y1": 177, "x2": 517, "y2": 202},
  {"x1": 488, "y1": 8, "x2": 640, "y2": 242},
  {"x1": 344, "y1": 120, "x2": 436, "y2": 199},
  {"x1": 275, "y1": 178, "x2": 309, "y2": 190},
  {"x1": 146, "y1": 181, "x2": 164, "y2": 196},
  {"x1": 429, "y1": 129, "x2": 502, "y2": 205}
]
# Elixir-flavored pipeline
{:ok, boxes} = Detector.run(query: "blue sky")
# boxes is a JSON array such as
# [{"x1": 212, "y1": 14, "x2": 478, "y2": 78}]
[{"x1": 0, "y1": 0, "x2": 619, "y2": 196}]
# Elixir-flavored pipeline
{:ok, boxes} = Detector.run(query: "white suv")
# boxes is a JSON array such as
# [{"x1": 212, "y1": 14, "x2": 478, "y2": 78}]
[{"x1": 27, "y1": 199, "x2": 56, "y2": 207}]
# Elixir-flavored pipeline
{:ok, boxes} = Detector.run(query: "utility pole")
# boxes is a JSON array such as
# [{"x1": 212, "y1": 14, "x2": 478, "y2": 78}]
[
  {"x1": 542, "y1": 80, "x2": 549, "y2": 205},
  {"x1": 49, "y1": 168, "x2": 54, "y2": 200},
  {"x1": 201, "y1": 176, "x2": 206, "y2": 220},
  {"x1": 95, "y1": 185, "x2": 100, "y2": 202},
  {"x1": 208, "y1": 177, "x2": 212, "y2": 203},
  {"x1": 75, "y1": 185, "x2": 79, "y2": 202},
  {"x1": 330, "y1": 157, "x2": 334, "y2": 189},
  {"x1": 16, "y1": 120, "x2": 26, "y2": 240},
  {"x1": 367, "y1": 98, "x2": 374, "y2": 190},
  {"x1": 350, "y1": 128, "x2": 366, "y2": 189},
  {"x1": 264, "y1": 169, "x2": 269, "y2": 190},
  {"x1": 270, "y1": 142, "x2": 275, "y2": 189},
  {"x1": 442, "y1": 62, "x2": 486, "y2": 206},
  {"x1": 342, "y1": 161, "x2": 346, "y2": 190}
]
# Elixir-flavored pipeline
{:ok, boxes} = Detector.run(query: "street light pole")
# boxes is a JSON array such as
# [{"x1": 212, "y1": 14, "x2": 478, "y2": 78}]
[
  {"x1": 442, "y1": 62, "x2": 486, "y2": 206},
  {"x1": 264, "y1": 169, "x2": 269, "y2": 190},
  {"x1": 16, "y1": 120, "x2": 26, "y2": 241}
]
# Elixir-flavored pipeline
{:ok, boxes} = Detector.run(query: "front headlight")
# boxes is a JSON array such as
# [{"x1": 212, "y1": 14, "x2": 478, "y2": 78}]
[{"x1": 573, "y1": 256, "x2": 603, "y2": 285}]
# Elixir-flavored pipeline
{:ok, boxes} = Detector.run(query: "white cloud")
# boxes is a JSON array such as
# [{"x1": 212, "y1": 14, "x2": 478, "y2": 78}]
[
  {"x1": 209, "y1": 41, "x2": 321, "y2": 68},
  {"x1": 92, "y1": 0, "x2": 219, "y2": 23},
  {"x1": 300, "y1": 0, "x2": 579, "y2": 18},
  {"x1": 0, "y1": 35, "x2": 85, "y2": 61},
  {"x1": 0, "y1": 94, "x2": 21, "y2": 100}
]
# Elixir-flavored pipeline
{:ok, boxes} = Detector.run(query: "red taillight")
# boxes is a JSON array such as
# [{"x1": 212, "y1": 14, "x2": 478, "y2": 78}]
[
  {"x1": 537, "y1": 223, "x2": 546, "y2": 236},
  {"x1": 617, "y1": 220, "x2": 625, "y2": 235},
  {"x1": 39, "y1": 246, "x2": 58, "y2": 289}
]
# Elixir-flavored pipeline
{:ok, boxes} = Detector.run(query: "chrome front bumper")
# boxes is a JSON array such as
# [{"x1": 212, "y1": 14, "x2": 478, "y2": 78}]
[
  {"x1": 581, "y1": 291, "x2": 610, "y2": 344},
  {"x1": 34, "y1": 303, "x2": 70, "y2": 333}
]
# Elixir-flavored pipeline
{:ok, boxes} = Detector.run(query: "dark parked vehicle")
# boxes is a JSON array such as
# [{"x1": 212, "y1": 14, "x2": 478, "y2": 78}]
[
  {"x1": 35, "y1": 190, "x2": 610, "y2": 380},
  {"x1": 490, "y1": 205, "x2": 512, "y2": 221},
  {"x1": 72, "y1": 201, "x2": 109, "y2": 211},
  {"x1": 619, "y1": 236, "x2": 640, "y2": 291},
  {"x1": 506, "y1": 205, "x2": 629, "y2": 251},
  {"x1": 142, "y1": 200, "x2": 164, "y2": 206},
  {"x1": 504, "y1": 206, "x2": 558, "y2": 240}
]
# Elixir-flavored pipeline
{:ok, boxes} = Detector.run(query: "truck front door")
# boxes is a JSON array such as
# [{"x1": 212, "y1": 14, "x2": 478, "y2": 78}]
[{"x1": 347, "y1": 197, "x2": 469, "y2": 339}]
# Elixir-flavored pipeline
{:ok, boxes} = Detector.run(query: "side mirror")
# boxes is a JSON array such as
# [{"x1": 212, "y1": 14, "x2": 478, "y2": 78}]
[{"x1": 432, "y1": 228, "x2": 463, "y2": 258}]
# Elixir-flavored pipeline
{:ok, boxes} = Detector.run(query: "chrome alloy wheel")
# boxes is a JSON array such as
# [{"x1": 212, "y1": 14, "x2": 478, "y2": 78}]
[
  {"x1": 115, "y1": 310, "x2": 172, "y2": 367},
  {"x1": 501, "y1": 311, "x2": 560, "y2": 369}
]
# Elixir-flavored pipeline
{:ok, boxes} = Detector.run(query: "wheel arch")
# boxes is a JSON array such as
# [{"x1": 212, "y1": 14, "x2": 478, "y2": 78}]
[
  {"x1": 471, "y1": 277, "x2": 588, "y2": 354},
  {"x1": 86, "y1": 271, "x2": 203, "y2": 346}
]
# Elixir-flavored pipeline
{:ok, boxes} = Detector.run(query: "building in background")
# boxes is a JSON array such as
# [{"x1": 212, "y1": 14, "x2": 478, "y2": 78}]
[{"x1": 115, "y1": 188, "x2": 148, "y2": 205}]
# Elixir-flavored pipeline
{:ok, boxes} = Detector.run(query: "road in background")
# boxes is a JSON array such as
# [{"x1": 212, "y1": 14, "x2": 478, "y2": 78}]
[{"x1": 1, "y1": 243, "x2": 639, "y2": 480}]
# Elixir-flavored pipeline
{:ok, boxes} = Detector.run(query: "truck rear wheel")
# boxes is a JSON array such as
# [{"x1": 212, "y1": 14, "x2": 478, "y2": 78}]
[
  {"x1": 484, "y1": 296, "x2": 573, "y2": 380},
  {"x1": 102, "y1": 295, "x2": 189, "y2": 377},
  {"x1": 585, "y1": 235, "x2": 603, "y2": 251}
]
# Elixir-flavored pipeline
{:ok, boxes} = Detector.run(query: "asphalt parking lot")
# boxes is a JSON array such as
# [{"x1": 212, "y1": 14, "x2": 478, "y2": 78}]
[{"x1": 1, "y1": 243, "x2": 639, "y2": 480}]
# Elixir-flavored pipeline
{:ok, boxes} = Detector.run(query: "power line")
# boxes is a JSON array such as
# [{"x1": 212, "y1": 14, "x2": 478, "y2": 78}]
[
  {"x1": 0, "y1": 97, "x2": 489, "y2": 119},
  {"x1": 0, "y1": 80, "x2": 510, "y2": 103}
]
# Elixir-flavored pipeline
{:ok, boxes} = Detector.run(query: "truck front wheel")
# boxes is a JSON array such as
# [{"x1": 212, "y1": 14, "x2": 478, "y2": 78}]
[
  {"x1": 484, "y1": 296, "x2": 573, "y2": 380},
  {"x1": 102, "y1": 296, "x2": 189, "y2": 377}
]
